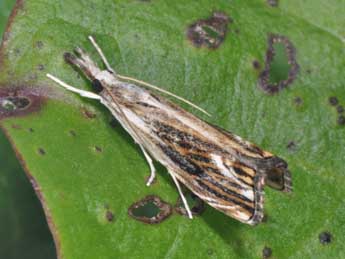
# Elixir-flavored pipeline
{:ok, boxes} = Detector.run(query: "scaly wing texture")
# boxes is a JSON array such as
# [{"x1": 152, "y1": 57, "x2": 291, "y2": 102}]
[{"x1": 101, "y1": 82, "x2": 289, "y2": 224}]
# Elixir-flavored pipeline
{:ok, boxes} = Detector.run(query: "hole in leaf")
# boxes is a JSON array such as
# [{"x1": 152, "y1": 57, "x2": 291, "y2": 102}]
[
  {"x1": 268, "y1": 43, "x2": 291, "y2": 85},
  {"x1": 1, "y1": 96, "x2": 31, "y2": 111},
  {"x1": 258, "y1": 34, "x2": 299, "y2": 94},
  {"x1": 132, "y1": 201, "x2": 160, "y2": 218},
  {"x1": 128, "y1": 195, "x2": 172, "y2": 224},
  {"x1": 175, "y1": 190, "x2": 205, "y2": 216},
  {"x1": 187, "y1": 12, "x2": 230, "y2": 49},
  {"x1": 0, "y1": 87, "x2": 44, "y2": 120}
]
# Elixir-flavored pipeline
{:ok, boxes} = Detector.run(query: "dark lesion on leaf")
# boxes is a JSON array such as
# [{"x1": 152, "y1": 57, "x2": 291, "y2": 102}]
[
  {"x1": 328, "y1": 96, "x2": 338, "y2": 106},
  {"x1": 328, "y1": 96, "x2": 345, "y2": 126},
  {"x1": 69, "y1": 130, "x2": 77, "y2": 137},
  {"x1": 128, "y1": 195, "x2": 172, "y2": 224},
  {"x1": 81, "y1": 107, "x2": 96, "y2": 119},
  {"x1": 262, "y1": 246, "x2": 272, "y2": 258},
  {"x1": 286, "y1": 140, "x2": 298, "y2": 152},
  {"x1": 293, "y1": 96, "x2": 303, "y2": 106},
  {"x1": 175, "y1": 189, "x2": 205, "y2": 217},
  {"x1": 187, "y1": 12, "x2": 231, "y2": 49},
  {"x1": 337, "y1": 115, "x2": 345, "y2": 126},
  {"x1": 267, "y1": 0, "x2": 279, "y2": 7},
  {"x1": 94, "y1": 146, "x2": 103, "y2": 153},
  {"x1": 319, "y1": 231, "x2": 332, "y2": 245},
  {"x1": 252, "y1": 60, "x2": 261, "y2": 70},
  {"x1": 35, "y1": 40, "x2": 44, "y2": 49},
  {"x1": 258, "y1": 34, "x2": 299, "y2": 94},
  {"x1": 105, "y1": 210, "x2": 115, "y2": 222},
  {"x1": 38, "y1": 147, "x2": 46, "y2": 155},
  {"x1": 0, "y1": 87, "x2": 44, "y2": 120}
]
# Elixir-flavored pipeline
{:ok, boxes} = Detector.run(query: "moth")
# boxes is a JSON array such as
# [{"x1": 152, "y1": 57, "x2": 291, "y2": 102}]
[{"x1": 47, "y1": 36, "x2": 292, "y2": 225}]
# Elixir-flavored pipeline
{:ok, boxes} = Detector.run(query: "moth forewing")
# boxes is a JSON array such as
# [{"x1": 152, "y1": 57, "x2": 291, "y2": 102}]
[{"x1": 47, "y1": 36, "x2": 292, "y2": 225}]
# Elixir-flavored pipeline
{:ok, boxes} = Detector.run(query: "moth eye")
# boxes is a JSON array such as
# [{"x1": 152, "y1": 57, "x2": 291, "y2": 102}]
[{"x1": 91, "y1": 79, "x2": 103, "y2": 93}]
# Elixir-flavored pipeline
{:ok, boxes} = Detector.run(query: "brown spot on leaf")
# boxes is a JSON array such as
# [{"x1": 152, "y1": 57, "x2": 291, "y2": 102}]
[
  {"x1": 337, "y1": 115, "x2": 345, "y2": 126},
  {"x1": 69, "y1": 130, "x2": 76, "y2": 137},
  {"x1": 37, "y1": 64, "x2": 45, "y2": 71},
  {"x1": 175, "y1": 190, "x2": 205, "y2": 216},
  {"x1": 286, "y1": 141, "x2": 298, "y2": 152},
  {"x1": 328, "y1": 96, "x2": 338, "y2": 106},
  {"x1": 187, "y1": 12, "x2": 230, "y2": 49},
  {"x1": 267, "y1": 0, "x2": 278, "y2": 7},
  {"x1": 81, "y1": 108, "x2": 96, "y2": 119},
  {"x1": 11, "y1": 124, "x2": 22, "y2": 129},
  {"x1": 35, "y1": 41, "x2": 44, "y2": 49},
  {"x1": 262, "y1": 246, "x2": 272, "y2": 258},
  {"x1": 319, "y1": 231, "x2": 332, "y2": 244},
  {"x1": 38, "y1": 148, "x2": 46, "y2": 155},
  {"x1": 128, "y1": 195, "x2": 172, "y2": 224},
  {"x1": 105, "y1": 210, "x2": 114, "y2": 222},
  {"x1": 253, "y1": 60, "x2": 261, "y2": 70},
  {"x1": 258, "y1": 34, "x2": 299, "y2": 94},
  {"x1": 0, "y1": 87, "x2": 44, "y2": 120},
  {"x1": 293, "y1": 96, "x2": 303, "y2": 106},
  {"x1": 336, "y1": 105, "x2": 344, "y2": 114},
  {"x1": 94, "y1": 146, "x2": 103, "y2": 153}
]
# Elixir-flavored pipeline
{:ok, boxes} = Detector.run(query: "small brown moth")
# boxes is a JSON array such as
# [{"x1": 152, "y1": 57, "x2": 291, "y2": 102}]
[{"x1": 47, "y1": 36, "x2": 292, "y2": 225}]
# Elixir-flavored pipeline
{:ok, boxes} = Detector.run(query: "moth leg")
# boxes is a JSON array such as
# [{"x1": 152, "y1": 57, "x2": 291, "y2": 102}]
[
  {"x1": 88, "y1": 35, "x2": 116, "y2": 74},
  {"x1": 169, "y1": 172, "x2": 193, "y2": 219},
  {"x1": 138, "y1": 145, "x2": 156, "y2": 186},
  {"x1": 46, "y1": 74, "x2": 101, "y2": 100}
]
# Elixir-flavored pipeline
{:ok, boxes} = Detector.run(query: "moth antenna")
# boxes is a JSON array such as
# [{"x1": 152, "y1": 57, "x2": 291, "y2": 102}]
[
  {"x1": 116, "y1": 74, "x2": 211, "y2": 117},
  {"x1": 87, "y1": 35, "x2": 210, "y2": 117},
  {"x1": 88, "y1": 35, "x2": 116, "y2": 74},
  {"x1": 46, "y1": 73, "x2": 101, "y2": 100}
]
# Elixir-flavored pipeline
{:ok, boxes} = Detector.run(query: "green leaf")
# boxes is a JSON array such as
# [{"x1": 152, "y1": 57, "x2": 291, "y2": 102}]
[
  {"x1": 0, "y1": 130, "x2": 56, "y2": 258},
  {"x1": 0, "y1": 1, "x2": 55, "y2": 258},
  {"x1": 1, "y1": 1, "x2": 345, "y2": 258}
]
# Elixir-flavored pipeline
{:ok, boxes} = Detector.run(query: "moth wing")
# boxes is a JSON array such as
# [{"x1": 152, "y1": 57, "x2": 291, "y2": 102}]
[{"x1": 158, "y1": 143, "x2": 264, "y2": 225}]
